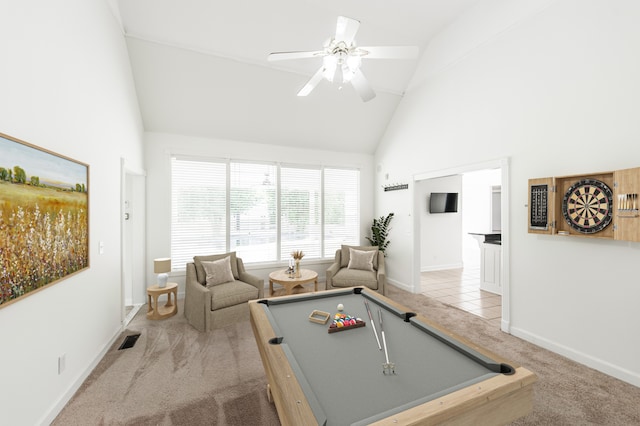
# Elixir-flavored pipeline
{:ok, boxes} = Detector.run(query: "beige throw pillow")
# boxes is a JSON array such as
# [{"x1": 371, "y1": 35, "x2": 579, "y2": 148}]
[
  {"x1": 194, "y1": 252, "x2": 239, "y2": 284},
  {"x1": 201, "y1": 257, "x2": 235, "y2": 287},
  {"x1": 347, "y1": 248, "x2": 376, "y2": 271},
  {"x1": 340, "y1": 245, "x2": 378, "y2": 270}
]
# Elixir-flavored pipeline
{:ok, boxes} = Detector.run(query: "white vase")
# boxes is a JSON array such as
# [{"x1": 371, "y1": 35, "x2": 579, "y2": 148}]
[{"x1": 157, "y1": 273, "x2": 168, "y2": 288}]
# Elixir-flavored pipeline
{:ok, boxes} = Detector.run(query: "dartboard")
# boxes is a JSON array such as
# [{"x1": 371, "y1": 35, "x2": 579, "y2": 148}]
[{"x1": 562, "y1": 179, "x2": 613, "y2": 234}]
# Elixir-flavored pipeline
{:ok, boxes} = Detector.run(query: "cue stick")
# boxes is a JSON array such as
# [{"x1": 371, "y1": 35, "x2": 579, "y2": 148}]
[
  {"x1": 364, "y1": 300, "x2": 382, "y2": 350},
  {"x1": 379, "y1": 309, "x2": 395, "y2": 374}
]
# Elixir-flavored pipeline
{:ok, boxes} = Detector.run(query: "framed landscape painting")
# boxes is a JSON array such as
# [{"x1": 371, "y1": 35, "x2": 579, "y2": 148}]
[{"x1": 0, "y1": 132, "x2": 89, "y2": 309}]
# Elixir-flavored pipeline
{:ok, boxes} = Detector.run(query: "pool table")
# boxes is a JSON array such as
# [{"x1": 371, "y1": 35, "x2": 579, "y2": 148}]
[{"x1": 249, "y1": 287, "x2": 536, "y2": 425}]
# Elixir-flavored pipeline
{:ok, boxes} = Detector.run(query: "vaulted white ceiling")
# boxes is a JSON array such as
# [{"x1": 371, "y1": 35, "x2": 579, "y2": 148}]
[{"x1": 116, "y1": 0, "x2": 480, "y2": 154}]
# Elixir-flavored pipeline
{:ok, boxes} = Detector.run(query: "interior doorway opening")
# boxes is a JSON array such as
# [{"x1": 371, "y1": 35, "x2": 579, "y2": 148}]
[
  {"x1": 121, "y1": 164, "x2": 146, "y2": 327},
  {"x1": 413, "y1": 158, "x2": 510, "y2": 332}
]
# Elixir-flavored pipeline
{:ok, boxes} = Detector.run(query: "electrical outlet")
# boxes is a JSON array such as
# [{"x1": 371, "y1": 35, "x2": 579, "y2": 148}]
[
  {"x1": 99, "y1": 241, "x2": 105, "y2": 255},
  {"x1": 58, "y1": 354, "x2": 66, "y2": 375}
]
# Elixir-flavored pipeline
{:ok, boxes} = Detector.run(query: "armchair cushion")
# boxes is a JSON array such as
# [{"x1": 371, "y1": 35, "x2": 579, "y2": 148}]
[
  {"x1": 194, "y1": 252, "x2": 239, "y2": 284},
  {"x1": 347, "y1": 248, "x2": 376, "y2": 271},
  {"x1": 340, "y1": 245, "x2": 378, "y2": 270},
  {"x1": 202, "y1": 258, "x2": 235, "y2": 287},
  {"x1": 210, "y1": 281, "x2": 260, "y2": 311},
  {"x1": 332, "y1": 268, "x2": 379, "y2": 290}
]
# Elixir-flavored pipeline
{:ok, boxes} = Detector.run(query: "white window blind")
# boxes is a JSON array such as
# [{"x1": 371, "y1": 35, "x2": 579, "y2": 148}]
[
  {"x1": 171, "y1": 158, "x2": 226, "y2": 270},
  {"x1": 230, "y1": 162, "x2": 277, "y2": 263},
  {"x1": 324, "y1": 168, "x2": 360, "y2": 256},
  {"x1": 280, "y1": 166, "x2": 322, "y2": 259},
  {"x1": 171, "y1": 156, "x2": 360, "y2": 269}
]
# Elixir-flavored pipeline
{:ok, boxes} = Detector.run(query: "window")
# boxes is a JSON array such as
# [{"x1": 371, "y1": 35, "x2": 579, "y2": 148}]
[
  {"x1": 230, "y1": 162, "x2": 277, "y2": 263},
  {"x1": 281, "y1": 166, "x2": 321, "y2": 259},
  {"x1": 324, "y1": 168, "x2": 360, "y2": 257},
  {"x1": 171, "y1": 157, "x2": 359, "y2": 270},
  {"x1": 171, "y1": 158, "x2": 226, "y2": 270}
]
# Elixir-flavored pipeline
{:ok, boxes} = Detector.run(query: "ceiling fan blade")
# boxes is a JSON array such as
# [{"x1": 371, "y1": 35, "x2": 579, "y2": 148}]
[
  {"x1": 350, "y1": 69, "x2": 376, "y2": 102},
  {"x1": 297, "y1": 67, "x2": 325, "y2": 97},
  {"x1": 335, "y1": 16, "x2": 360, "y2": 45},
  {"x1": 357, "y1": 46, "x2": 419, "y2": 59},
  {"x1": 268, "y1": 51, "x2": 324, "y2": 61}
]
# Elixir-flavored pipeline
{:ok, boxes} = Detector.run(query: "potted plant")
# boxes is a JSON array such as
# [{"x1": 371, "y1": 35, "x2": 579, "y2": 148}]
[{"x1": 366, "y1": 212, "x2": 394, "y2": 256}]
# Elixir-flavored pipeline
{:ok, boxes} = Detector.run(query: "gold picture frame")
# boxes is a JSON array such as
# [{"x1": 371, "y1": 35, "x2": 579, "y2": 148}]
[{"x1": 0, "y1": 132, "x2": 89, "y2": 308}]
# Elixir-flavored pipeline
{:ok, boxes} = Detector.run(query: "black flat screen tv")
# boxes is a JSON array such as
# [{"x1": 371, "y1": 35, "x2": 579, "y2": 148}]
[{"x1": 429, "y1": 192, "x2": 458, "y2": 213}]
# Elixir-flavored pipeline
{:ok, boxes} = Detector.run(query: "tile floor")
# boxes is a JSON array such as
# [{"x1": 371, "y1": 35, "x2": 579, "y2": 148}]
[{"x1": 420, "y1": 266, "x2": 502, "y2": 327}]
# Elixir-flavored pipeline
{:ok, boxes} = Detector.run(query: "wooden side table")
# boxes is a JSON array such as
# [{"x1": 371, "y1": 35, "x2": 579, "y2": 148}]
[
  {"x1": 147, "y1": 282, "x2": 178, "y2": 320},
  {"x1": 269, "y1": 269, "x2": 318, "y2": 296}
]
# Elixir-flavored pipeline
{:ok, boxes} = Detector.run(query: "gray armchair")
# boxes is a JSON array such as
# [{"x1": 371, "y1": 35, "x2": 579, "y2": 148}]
[
  {"x1": 326, "y1": 245, "x2": 386, "y2": 295},
  {"x1": 184, "y1": 252, "x2": 264, "y2": 331}
]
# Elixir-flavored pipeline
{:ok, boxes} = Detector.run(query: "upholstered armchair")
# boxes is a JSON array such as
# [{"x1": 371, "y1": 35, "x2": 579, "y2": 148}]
[
  {"x1": 326, "y1": 245, "x2": 386, "y2": 295},
  {"x1": 184, "y1": 252, "x2": 264, "y2": 332}
]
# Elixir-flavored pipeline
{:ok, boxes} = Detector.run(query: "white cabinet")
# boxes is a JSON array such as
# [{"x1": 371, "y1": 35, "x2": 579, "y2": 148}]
[
  {"x1": 469, "y1": 232, "x2": 502, "y2": 295},
  {"x1": 480, "y1": 242, "x2": 501, "y2": 295}
]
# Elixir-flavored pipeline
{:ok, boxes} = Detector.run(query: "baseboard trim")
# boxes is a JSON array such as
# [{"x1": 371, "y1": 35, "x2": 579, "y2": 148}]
[
  {"x1": 387, "y1": 278, "x2": 413, "y2": 293},
  {"x1": 39, "y1": 323, "x2": 124, "y2": 425},
  {"x1": 510, "y1": 326, "x2": 640, "y2": 388},
  {"x1": 500, "y1": 318, "x2": 511, "y2": 334},
  {"x1": 124, "y1": 303, "x2": 144, "y2": 326},
  {"x1": 421, "y1": 263, "x2": 464, "y2": 272}
]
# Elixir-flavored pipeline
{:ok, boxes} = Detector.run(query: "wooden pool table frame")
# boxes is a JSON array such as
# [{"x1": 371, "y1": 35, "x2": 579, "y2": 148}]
[{"x1": 249, "y1": 288, "x2": 537, "y2": 425}]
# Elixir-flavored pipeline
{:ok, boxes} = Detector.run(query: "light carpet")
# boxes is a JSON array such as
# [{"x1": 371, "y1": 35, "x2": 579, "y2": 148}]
[
  {"x1": 53, "y1": 300, "x2": 279, "y2": 425},
  {"x1": 53, "y1": 286, "x2": 640, "y2": 425}
]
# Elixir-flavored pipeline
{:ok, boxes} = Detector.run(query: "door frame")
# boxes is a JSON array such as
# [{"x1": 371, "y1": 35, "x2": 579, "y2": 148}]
[
  {"x1": 120, "y1": 158, "x2": 147, "y2": 326},
  {"x1": 413, "y1": 157, "x2": 511, "y2": 333}
]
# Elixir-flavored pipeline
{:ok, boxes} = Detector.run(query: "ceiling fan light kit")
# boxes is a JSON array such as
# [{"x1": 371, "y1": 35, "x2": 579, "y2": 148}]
[
  {"x1": 322, "y1": 53, "x2": 360, "y2": 83},
  {"x1": 268, "y1": 16, "x2": 418, "y2": 102}
]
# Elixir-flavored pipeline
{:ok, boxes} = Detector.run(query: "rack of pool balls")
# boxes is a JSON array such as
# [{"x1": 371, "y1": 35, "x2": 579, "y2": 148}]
[{"x1": 328, "y1": 312, "x2": 365, "y2": 333}]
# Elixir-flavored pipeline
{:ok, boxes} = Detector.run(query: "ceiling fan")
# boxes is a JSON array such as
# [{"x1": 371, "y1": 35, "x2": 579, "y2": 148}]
[{"x1": 268, "y1": 16, "x2": 419, "y2": 102}]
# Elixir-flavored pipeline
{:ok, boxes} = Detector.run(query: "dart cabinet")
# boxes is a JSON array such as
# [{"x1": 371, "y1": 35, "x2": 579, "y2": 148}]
[{"x1": 528, "y1": 167, "x2": 640, "y2": 242}]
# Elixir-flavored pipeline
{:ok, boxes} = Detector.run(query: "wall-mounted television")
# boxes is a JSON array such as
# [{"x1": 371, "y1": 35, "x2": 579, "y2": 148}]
[{"x1": 429, "y1": 192, "x2": 458, "y2": 213}]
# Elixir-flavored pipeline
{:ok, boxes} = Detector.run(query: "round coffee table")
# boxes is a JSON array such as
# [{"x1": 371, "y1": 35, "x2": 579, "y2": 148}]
[{"x1": 269, "y1": 269, "x2": 318, "y2": 296}]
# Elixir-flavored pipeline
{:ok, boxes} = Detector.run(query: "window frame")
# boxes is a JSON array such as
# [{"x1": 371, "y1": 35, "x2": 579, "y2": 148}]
[{"x1": 170, "y1": 156, "x2": 360, "y2": 271}]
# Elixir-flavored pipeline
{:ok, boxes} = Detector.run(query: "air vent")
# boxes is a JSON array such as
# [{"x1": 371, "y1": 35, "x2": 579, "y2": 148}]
[{"x1": 118, "y1": 333, "x2": 141, "y2": 350}]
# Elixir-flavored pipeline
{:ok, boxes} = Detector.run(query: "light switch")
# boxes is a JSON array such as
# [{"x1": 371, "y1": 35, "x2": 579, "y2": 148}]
[{"x1": 58, "y1": 354, "x2": 66, "y2": 374}]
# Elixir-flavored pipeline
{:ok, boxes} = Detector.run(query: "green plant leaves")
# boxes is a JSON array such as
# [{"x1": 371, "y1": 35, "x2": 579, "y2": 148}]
[{"x1": 366, "y1": 212, "x2": 394, "y2": 255}]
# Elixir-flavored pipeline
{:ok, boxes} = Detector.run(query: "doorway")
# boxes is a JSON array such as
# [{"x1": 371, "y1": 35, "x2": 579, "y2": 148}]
[
  {"x1": 413, "y1": 158, "x2": 510, "y2": 332},
  {"x1": 121, "y1": 165, "x2": 146, "y2": 326}
]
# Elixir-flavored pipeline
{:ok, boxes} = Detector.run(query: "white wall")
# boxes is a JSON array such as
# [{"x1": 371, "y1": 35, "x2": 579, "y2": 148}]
[
  {"x1": 461, "y1": 169, "x2": 502, "y2": 235},
  {"x1": 418, "y1": 175, "x2": 463, "y2": 271},
  {"x1": 462, "y1": 169, "x2": 502, "y2": 265},
  {"x1": 376, "y1": 0, "x2": 640, "y2": 386},
  {"x1": 145, "y1": 132, "x2": 375, "y2": 293},
  {"x1": 0, "y1": 1, "x2": 144, "y2": 424}
]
